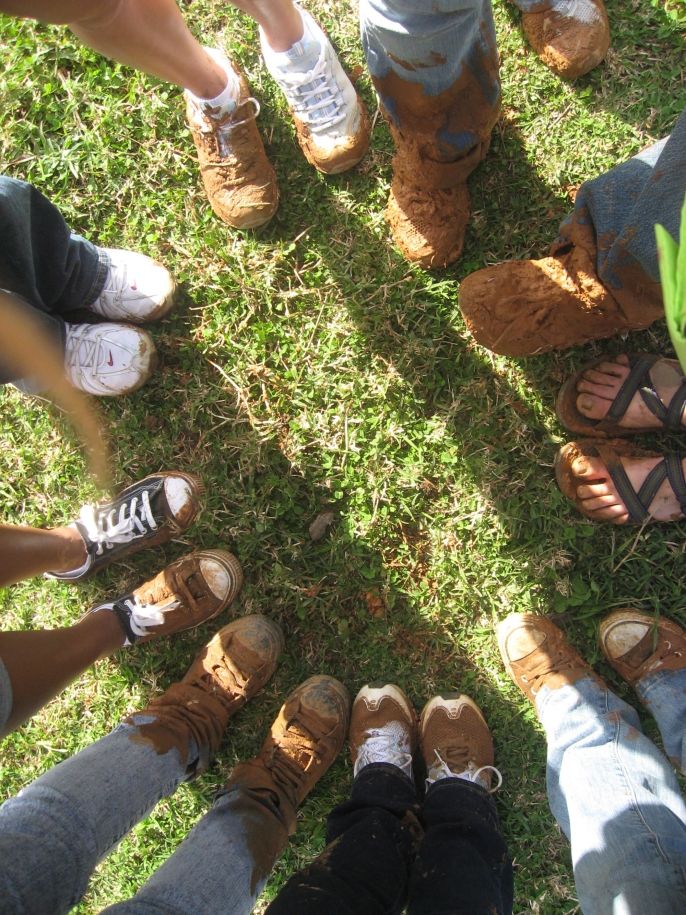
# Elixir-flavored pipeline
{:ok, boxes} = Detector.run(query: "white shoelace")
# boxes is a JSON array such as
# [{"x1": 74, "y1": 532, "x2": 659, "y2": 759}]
[
  {"x1": 354, "y1": 726, "x2": 413, "y2": 778},
  {"x1": 196, "y1": 97, "x2": 261, "y2": 159},
  {"x1": 65, "y1": 326, "x2": 108, "y2": 373},
  {"x1": 426, "y1": 751, "x2": 503, "y2": 793},
  {"x1": 122, "y1": 594, "x2": 180, "y2": 639},
  {"x1": 79, "y1": 490, "x2": 157, "y2": 555},
  {"x1": 551, "y1": 0, "x2": 602, "y2": 23},
  {"x1": 275, "y1": 55, "x2": 345, "y2": 130}
]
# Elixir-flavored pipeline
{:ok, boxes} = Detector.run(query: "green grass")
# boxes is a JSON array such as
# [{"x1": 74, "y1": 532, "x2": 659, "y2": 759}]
[{"x1": 1, "y1": 1, "x2": 685, "y2": 911}]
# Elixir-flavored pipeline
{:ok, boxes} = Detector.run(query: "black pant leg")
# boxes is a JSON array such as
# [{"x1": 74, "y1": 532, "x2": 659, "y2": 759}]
[
  {"x1": 266, "y1": 763, "x2": 422, "y2": 915},
  {"x1": 408, "y1": 778, "x2": 513, "y2": 915}
]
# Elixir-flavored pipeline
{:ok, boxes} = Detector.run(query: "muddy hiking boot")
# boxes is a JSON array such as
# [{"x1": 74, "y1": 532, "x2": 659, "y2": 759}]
[
  {"x1": 225, "y1": 675, "x2": 350, "y2": 832},
  {"x1": 420, "y1": 694, "x2": 502, "y2": 792},
  {"x1": 599, "y1": 610, "x2": 686, "y2": 688},
  {"x1": 518, "y1": 0, "x2": 610, "y2": 80},
  {"x1": 349, "y1": 683, "x2": 417, "y2": 779},
  {"x1": 185, "y1": 49, "x2": 278, "y2": 230},
  {"x1": 89, "y1": 549, "x2": 244, "y2": 646},
  {"x1": 47, "y1": 472, "x2": 204, "y2": 581},
  {"x1": 458, "y1": 242, "x2": 664, "y2": 356},
  {"x1": 497, "y1": 613, "x2": 604, "y2": 711},
  {"x1": 127, "y1": 614, "x2": 284, "y2": 777}
]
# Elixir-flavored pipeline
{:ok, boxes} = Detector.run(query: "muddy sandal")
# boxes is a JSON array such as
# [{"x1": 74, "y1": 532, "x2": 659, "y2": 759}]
[
  {"x1": 556, "y1": 353, "x2": 686, "y2": 436},
  {"x1": 555, "y1": 438, "x2": 686, "y2": 524}
]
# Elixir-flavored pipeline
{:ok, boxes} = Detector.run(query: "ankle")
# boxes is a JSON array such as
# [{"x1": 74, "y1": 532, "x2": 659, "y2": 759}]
[
  {"x1": 187, "y1": 49, "x2": 241, "y2": 113},
  {"x1": 50, "y1": 524, "x2": 88, "y2": 574},
  {"x1": 260, "y1": 5, "x2": 304, "y2": 52}
]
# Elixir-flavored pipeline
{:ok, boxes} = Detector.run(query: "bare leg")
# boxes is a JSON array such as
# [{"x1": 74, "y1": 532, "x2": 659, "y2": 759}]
[
  {"x1": 0, "y1": 523, "x2": 87, "y2": 588},
  {"x1": 231, "y1": 0, "x2": 303, "y2": 51},
  {"x1": 0, "y1": 0, "x2": 227, "y2": 98},
  {"x1": 0, "y1": 611, "x2": 124, "y2": 737}
]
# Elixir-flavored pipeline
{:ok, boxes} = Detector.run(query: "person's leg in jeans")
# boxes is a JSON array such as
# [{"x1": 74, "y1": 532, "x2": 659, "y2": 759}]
[
  {"x1": 360, "y1": 0, "x2": 500, "y2": 269},
  {"x1": 498, "y1": 613, "x2": 686, "y2": 915},
  {"x1": 266, "y1": 684, "x2": 421, "y2": 914},
  {"x1": 459, "y1": 105, "x2": 686, "y2": 356},
  {"x1": 0, "y1": 615, "x2": 284, "y2": 915},
  {"x1": 1, "y1": 1, "x2": 368, "y2": 230},
  {"x1": 104, "y1": 674, "x2": 350, "y2": 915},
  {"x1": 599, "y1": 609, "x2": 686, "y2": 773},
  {"x1": 0, "y1": 549, "x2": 243, "y2": 737},
  {"x1": 410, "y1": 694, "x2": 512, "y2": 914},
  {"x1": 511, "y1": 0, "x2": 610, "y2": 79}
]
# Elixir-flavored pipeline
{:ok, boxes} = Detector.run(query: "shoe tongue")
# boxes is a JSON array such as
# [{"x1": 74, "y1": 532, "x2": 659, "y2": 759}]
[
  {"x1": 280, "y1": 36, "x2": 320, "y2": 74},
  {"x1": 508, "y1": 627, "x2": 546, "y2": 661},
  {"x1": 616, "y1": 628, "x2": 655, "y2": 669}
]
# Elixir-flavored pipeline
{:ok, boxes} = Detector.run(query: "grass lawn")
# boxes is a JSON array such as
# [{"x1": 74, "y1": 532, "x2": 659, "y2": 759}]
[{"x1": 1, "y1": 1, "x2": 685, "y2": 911}]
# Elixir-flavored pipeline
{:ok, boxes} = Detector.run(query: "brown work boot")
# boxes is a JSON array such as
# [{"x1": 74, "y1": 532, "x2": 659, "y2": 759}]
[
  {"x1": 420, "y1": 694, "x2": 501, "y2": 791},
  {"x1": 520, "y1": 0, "x2": 610, "y2": 80},
  {"x1": 90, "y1": 549, "x2": 244, "y2": 646},
  {"x1": 126, "y1": 614, "x2": 284, "y2": 776},
  {"x1": 599, "y1": 609, "x2": 686, "y2": 688},
  {"x1": 185, "y1": 49, "x2": 278, "y2": 229},
  {"x1": 349, "y1": 683, "x2": 417, "y2": 780},
  {"x1": 225, "y1": 675, "x2": 350, "y2": 832},
  {"x1": 497, "y1": 613, "x2": 602, "y2": 710},
  {"x1": 458, "y1": 243, "x2": 663, "y2": 356}
]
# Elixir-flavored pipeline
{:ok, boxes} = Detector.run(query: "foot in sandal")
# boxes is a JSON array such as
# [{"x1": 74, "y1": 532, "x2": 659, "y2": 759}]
[
  {"x1": 556, "y1": 353, "x2": 686, "y2": 436},
  {"x1": 555, "y1": 439, "x2": 686, "y2": 524}
]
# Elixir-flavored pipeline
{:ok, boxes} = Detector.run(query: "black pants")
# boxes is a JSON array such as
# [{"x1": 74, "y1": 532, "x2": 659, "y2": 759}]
[
  {"x1": 0, "y1": 176, "x2": 107, "y2": 382},
  {"x1": 266, "y1": 763, "x2": 513, "y2": 915}
]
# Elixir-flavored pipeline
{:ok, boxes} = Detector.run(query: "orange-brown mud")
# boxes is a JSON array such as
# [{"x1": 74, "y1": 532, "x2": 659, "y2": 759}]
[
  {"x1": 521, "y1": 1, "x2": 610, "y2": 80},
  {"x1": 294, "y1": 99, "x2": 371, "y2": 175}
]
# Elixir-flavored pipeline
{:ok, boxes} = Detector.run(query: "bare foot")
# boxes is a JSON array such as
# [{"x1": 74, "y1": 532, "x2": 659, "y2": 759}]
[
  {"x1": 575, "y1": 354, "x2": 686, "y2": 430},
  {"x1": 570, "y1": 452, "x2": 686, "y2": 523}
]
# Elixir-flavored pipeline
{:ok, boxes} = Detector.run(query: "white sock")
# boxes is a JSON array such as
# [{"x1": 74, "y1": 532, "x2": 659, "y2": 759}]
[
  {"x1": 189, "y1": 47, "x2": 241, "y2": 116},
  {"x1": 266, "y1": 8, "x2": 322, "y2": 73}
]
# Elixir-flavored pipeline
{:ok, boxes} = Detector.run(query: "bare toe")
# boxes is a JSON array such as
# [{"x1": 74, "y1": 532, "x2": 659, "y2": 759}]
[
  {"x1": 576, "y1": 391, "x2": 613, "y2": 420},
  {"x1": 571, "y1": 455, "x2": 608, "y2": 480}
]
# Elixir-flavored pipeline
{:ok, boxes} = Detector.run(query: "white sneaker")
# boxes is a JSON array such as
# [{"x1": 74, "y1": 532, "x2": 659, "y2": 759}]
[
  {"x1": 89, "y1": 249, "x2": 176, "y2": 323},
  {"x1": 349, "y1": 683, "x2": 417, "y2": 780},
  {"x1": 64, "y1": 322, "x2": 157, "y2": 396},
  {"x1": 260, "y1": 6, "x2": 370, "y2": 174}
]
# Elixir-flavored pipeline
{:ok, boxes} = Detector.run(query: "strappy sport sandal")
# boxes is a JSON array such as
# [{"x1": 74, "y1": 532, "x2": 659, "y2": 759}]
[
  {"x1": 555, "y1": 438, "x2": 686, "y2": 524},
  {"x1": 556, "y1": 354, "x2": 686, "y2": 436}
]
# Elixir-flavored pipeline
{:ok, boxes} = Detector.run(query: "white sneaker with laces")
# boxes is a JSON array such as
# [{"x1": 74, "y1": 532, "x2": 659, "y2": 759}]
[
  {"x1": 64, "y1": 322, "x2": 157, "y2": 396},
  {"x1": 89, "y1": 249, "x2": 176, "y2": 323},
  {"x1": 260, "y1": 6, "x2": 370, "y2": 174},
  {"x1": 349, "y1": 683, "x2": 417, "y2": 780}
]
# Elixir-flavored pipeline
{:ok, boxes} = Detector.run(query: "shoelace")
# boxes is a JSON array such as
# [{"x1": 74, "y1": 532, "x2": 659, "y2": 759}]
[
  {"x1": 354, "y1": 728, "x2": 413, "y2": 776},
  {"x1": 79, "y1": 490, "x2": 157, "y2": 555},
  {"x1": 267, "y1": 714, "x2": 323, "y2": 796},
  {"x1": 199, "y1": 97, "x2": 261, "y2": 158},
  {"x1": 65, "y1": 326, "x2": 111, "y2": 373},
  {"x1": 276, "y1": 56, "x2": 345, "y2": 130},
  {"x1": 427, "y1": 750, "x2": 503, "y2": 793},
  {"x1": 122, "y1": 593, "x2": 180, "y2": 639}
]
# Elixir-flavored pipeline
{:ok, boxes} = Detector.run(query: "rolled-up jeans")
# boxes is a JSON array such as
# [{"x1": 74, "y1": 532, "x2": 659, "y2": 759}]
[
  {"x1": 0, "y1": 673, "x2": 289, "y2": 915},
  {"x1": 0, "y1": 176, "x2": 108, "y2": 384},
  {"x1": 538, "y1": 671, "x2": 686, "y2": 915}
]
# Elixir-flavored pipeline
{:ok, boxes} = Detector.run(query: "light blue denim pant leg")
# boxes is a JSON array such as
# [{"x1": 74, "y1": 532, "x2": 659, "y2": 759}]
[
  {"x1": 538, "y1": 675, "x2": 686, "y2": 915},
  {"x1": 360, "y1": 0, "x2": 500, "y2": 177},
  {"x1": 635, "y1": 668, "x2": 686, "y2": 775},
  {"x1": 102, "y1": 782, "x2": 289, "y2": 915}
]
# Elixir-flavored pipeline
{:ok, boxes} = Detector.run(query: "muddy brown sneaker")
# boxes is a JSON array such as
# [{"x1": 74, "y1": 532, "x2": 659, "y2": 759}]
[
  {"x1": 47, "y1": 472, "x2": 204, "y2": 581},
  {"x1": 127, "y1": 614, "x2": 284, "y2": 777},
  {"x1": 349, "y1": 683, "x2": 417, "y2": 780},
  {"x1": 225, "y1": 675, "x2": 350, "y2": 832},
  {"x1": 90, "y1": 549, "x2": 244, "y2": 646},
  {"x1": 185, "y1": 50, "x2": 278, "y2": 229},
  {"x1": 497, "y1": 614, "x2": 603, "y2": 711},
  {"x1": 520, "y1": 0, "x2": 610, "y2": 80},
  {"x1": 420, "y1": 694, "x2": 501, "y2": 791},
  {"x1": 458, "y1": 244, "x2": 663, "y2": 356},
  {"x1": 599, "y1": 609, "x2": 686, "y2": 687}
]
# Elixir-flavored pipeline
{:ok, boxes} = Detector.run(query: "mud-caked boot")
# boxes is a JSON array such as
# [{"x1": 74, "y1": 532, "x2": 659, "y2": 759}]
[
  {"x1": 225, "y1": 675, "x2": 350, "y2": 833},
  {"x1": 458, "y1": 240, "x2": 664, "y2": 356},
  {"x1": 600, "y1": 610, "x2": 686, "y2": 689},
  {"x1": 497, "y1": 613, "x2": 604, "y2": 712},
  {"x1": 127, "y1": 614, "x2": 284, "y2": 777},
  {"x1": 519, "y1": 0, "x2": 610, "y2": 81}
]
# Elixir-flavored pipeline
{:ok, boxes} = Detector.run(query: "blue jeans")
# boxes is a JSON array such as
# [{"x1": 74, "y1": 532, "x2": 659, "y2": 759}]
[
  {"x1": 0, "y1": 694, "x2": 290, "y2": 914},
  {"x1": 539, "y1": 673, "x2": 686, "y2": 915},
  {"x1": 358, "y1": 0, "x2": 596, "y2": 181},
  {"x1": 0, "y1": 176, "x2": 108, "y2": 384}
]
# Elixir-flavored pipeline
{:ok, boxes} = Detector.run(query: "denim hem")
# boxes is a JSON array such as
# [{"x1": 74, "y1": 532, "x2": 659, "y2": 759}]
[
  {"x1": 82, "y1": 242, "x2": 110, "y2": 307},
  {"x1": 0, "y1": 655, "x2": 13, "y2": 732}
]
